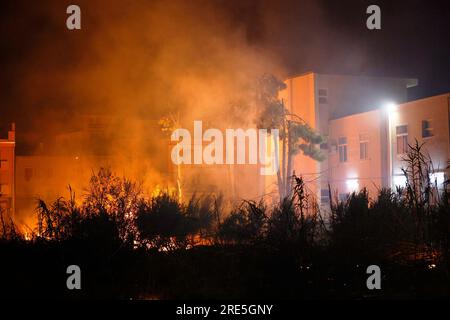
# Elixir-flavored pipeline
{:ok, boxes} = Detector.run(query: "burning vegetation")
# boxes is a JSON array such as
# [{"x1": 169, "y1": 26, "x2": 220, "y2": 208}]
[{"x1": 0, "y1": 144, "x2": 449, "y2": 299}]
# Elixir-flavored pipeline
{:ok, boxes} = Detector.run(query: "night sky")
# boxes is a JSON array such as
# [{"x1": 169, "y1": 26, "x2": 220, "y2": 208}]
[{"x1": 0, "y1": 0, "x2": 449, "y2": 141}]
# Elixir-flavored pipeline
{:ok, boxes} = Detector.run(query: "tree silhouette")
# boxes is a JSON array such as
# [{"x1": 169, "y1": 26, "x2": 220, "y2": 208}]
[{"x1": 256, "y1": 74, "x2": 326, "y2": 199}]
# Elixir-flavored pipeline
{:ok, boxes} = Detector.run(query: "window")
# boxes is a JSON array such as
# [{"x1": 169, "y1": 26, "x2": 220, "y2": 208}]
[
  {"x1": 338, "y1": 193, "x2": 348, "y2": 202},
  {"x1": 318, "y1": 88, "x2": 328, "y2": 104},
  {"x1": 393, "y1": 175, "x2": 407, "y2": 187},
  {"x1": 430, "y1": 171, "x2": 445, "y2": 187},
  {"x1": 396, "y1": 125, "x2": 408, "y2": 154},
  {"x1": 0, "y1": 159, "x2": 7, "y2": 169},
  {"x1": 25, "y1": 168, "x2": 33, "y2": 182},
  {"x1": 0, "y1": 200, "x2": 9, "y2": 212},
  {"x1": 320, "y1": 189, "x2": 330, "y2": 204},
  {"x1": 360, "y1": 142, "x2": 368, "y2": 160},
  {"x1": 88, "y1": 117, "x2": 104, "y2": 130},
  {"x1": 422, "y1": 120, "x2": 433, "y2": 138},
  {"x1": 0, "y1": 184, "x2": 9, "y2": 195},
  {"x1": 328, "y1": 139, "x2": 337, "y2": 154},
  {"x1": 359, "y1": 134, "x2": 369, "y2": 160},
  {"x1": 338, "y1": 137, "x2": 347, "y2": 162}
]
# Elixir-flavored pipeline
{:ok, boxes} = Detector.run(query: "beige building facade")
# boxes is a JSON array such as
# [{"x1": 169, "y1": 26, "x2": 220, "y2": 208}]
[
  {"x1": 327, "y1": 93, "x2": 450, "y2": 202},
  {"x1": 278, "y1": 72, "x2": 417, "y2": 202},
  {"x1": 0, "y1": 123, "x2": 15, "y2": 219}
]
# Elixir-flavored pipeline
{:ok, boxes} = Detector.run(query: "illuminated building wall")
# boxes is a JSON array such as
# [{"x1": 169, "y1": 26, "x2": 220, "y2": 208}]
[
  {"x1": 279, "y1": 72, "x2": 415, "y2": 203},
  {"x1": 0, "y1": 123, "x2": 15, "y2": 219},
  {"x1": 328, "y1": 109, "x2": 388, "y2": 200},
  {"x1": 327, "y1": 93, "x2": 450, "y2": 202},
  {"x1": 389, "y1": 93, "x2": 450, "y2": 189}
]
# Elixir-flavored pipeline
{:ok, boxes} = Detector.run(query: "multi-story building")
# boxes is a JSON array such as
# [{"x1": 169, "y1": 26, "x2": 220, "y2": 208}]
[
  {"x1": 173, "y1": 73, "x2": 447, "y2": 206},
  {"x1": 277, "y1": 72, "x2": 418, "y2": 199},
  {"x1": 318, "y1": 93, "x2": 450, "y2": 203},
  {"x1": 274, "y1": 72, "x2": 450, "y2": 206},
  {"x1": 14, "y1": 115, "x2": 166, "y2": 223},
  {"x1": 327, "y1": 108, "x2": 389, "y2": 201},
  {"x1": 0, "y1": 123, "x2": 16, "y2": 219},
  {"x1": 388, "y1": 94, "x2": 449, "y2": 189}
]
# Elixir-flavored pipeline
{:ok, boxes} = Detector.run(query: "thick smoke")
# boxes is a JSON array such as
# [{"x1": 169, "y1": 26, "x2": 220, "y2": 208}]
[{"x1": 1, "y1": 0, "x2": 289, "y2": 226}]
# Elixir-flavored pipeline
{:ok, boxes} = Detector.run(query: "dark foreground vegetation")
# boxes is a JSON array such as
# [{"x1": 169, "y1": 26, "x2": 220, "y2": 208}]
[{"x1": 1, "y1": 143, "x2": 449, "y2": 299}]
